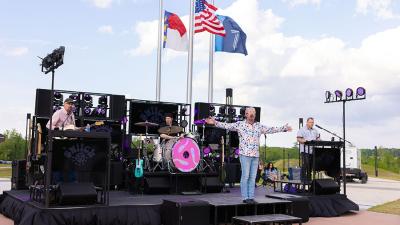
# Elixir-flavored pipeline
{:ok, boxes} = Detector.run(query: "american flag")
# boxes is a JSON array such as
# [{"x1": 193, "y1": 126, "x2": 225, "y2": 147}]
[{"x1": 194, "y1": 0, "x2": 225, "y2": 36}]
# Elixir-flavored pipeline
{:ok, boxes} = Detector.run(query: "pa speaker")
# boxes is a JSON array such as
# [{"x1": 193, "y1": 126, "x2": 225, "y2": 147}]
[
  {"x1": 110, "y1": 95, "x2": 125, "y2": 121},
  {"x1": 161, "y1": 199, "x2": 210, "y2": 225},
  {"x1": 144, "y1": 176, "x2": 170, "y2": 194},
  {"x1": 194, "y1": 102, "x2": 211, "y2": 121},
  {"x1": 58, "y1": 182, "x2": 97, "y2": 205},
  {"x1": 201, "y1": 176, "x2": 223, "y2": 193},
  {"x1": 11, "y1": 160, "x2": 27, "y2": 190},
  {"x1": 312, "y1": 179, "x2": 340, "y2": 195},
  {"x1": 35, "y1": 89, "x2": 52, "y2": 118}
]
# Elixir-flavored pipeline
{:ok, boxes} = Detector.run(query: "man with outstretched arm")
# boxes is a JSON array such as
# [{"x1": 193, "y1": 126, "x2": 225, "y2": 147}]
[{"x1": 205, "y1": 107, "x2": 292, "y2": 204}]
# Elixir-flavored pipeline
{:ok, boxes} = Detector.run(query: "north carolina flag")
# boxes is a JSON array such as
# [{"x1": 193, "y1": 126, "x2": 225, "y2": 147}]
[{"x1": 163, "y1": 11, "x2": 188, "y2": 52}]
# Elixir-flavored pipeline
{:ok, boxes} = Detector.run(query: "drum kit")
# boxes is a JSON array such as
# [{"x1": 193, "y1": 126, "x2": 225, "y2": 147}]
[{"x1": 133, "y1": 120, "x2": 209, "y2": 173}]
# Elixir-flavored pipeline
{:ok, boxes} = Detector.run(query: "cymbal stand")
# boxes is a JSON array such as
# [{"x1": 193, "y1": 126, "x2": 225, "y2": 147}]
[
  {"x1": 198, "y1": 124, "x2": 214, "y2": 172},
  {"x1": 142, "y1": 122, "x2": 151, "y2": 171}
]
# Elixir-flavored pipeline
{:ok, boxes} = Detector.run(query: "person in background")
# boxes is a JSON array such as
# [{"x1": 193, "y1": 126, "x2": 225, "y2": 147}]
[
  {"x1": 255, "y1": 160, "x2": 264, "y2": 187},
  {"x1": 263, "y1": 162, "x2": 278, "y2": 185}
]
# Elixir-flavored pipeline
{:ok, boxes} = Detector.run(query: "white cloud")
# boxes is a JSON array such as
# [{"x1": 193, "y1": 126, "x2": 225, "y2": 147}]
[
  {"x1": 128, "y1": 0, "x2": 400, "y2": 147},
  {"x1": 97, "y1": 25, "x2": 114, "y2": 34},
  {"x1": 88, "y1": 0, "x2": 113, "y2": 8},
  {"x1": 1, "y1": 47, "x2": 29, "y2": 56},
  {"x1": 356, "y1": 0, "x2": 399, "y2": 19},
  {"x1": 126, "y1": 20, "x2": 159, "y2": 56},
  {"x1": 282, "y1": 0, "x2": 321, "y2": 7}
]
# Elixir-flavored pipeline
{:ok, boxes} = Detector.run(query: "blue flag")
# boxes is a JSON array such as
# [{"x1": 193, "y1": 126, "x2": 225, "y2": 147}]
[{"x1": 215, "y1": 15, "x2": 248, "y2": 55}]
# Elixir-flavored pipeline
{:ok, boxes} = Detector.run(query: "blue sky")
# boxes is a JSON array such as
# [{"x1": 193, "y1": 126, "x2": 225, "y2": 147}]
[{"x1": 1, "y1": 0, "x2": 400, "y2": 148}]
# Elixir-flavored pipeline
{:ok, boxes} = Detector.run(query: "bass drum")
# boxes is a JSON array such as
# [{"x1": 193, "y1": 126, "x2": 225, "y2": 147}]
[{"x1": 162, "y1": 137, "x2": 200, "y2": 172}]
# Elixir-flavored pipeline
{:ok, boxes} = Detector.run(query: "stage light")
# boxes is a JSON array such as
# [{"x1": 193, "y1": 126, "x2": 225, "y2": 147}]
[
  {"x1": 228, "y1": 107, "x2": 236, "y2": 117},
  {"x1": 240, "y1": 107, "x2": 246, "y2": 116},
  {"x1": 54, "y1": 92, "x2": 63, "y2": 100},
  {"x1": 83, "y1": 106, "x2": 91, "y2": 116},
  {"x1": 84, "y1": 94, "x2": 93, "y2": 102},
  {"x1": 345, "y1": 88, "x2": 353, "y2": 99},
  {"x1": 335, "y1": 90, "x2": 343, "y2": 100},
  {"x1": 53, "y1": 105, "x2": 61, "y2": 112},
  {"x1": 356, "y1": 87, "x2": 366, "y2": 98},
  {"x1": 180, "y1": 107, "x2": 186, "y2": 116},
  {"x1": 325, "y1": 91, "x2": 332, "y2": 102},
  {"x1": 218, "y1": 105, "x2": 226, "y2": 115},
  {"x1": 209, "y1": 105, "x2": 215, "y2": 116},
  {"x1": 40, "y1": 46, "x2": 65, "y2": 74},
  {"x1": 98, "y1": 96, "x2": 108, "y2": 106}
]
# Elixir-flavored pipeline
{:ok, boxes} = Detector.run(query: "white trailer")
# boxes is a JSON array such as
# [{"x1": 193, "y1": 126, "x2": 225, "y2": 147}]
[{"x1": 340, "y1": 145, "x2": 368, "y2": 183}]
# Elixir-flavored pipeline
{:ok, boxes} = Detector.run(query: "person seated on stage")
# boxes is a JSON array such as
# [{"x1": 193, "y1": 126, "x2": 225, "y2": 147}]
[
  {"x1": 255, "y1": 160, "x2": 264, "y2": 187},
  {"x1": 262, "y1": 162, "x2": 278, "y2": 186},
  {"x1": 46, "y1": 98, "x2": 76, "y2": 130},
  {"x1": 46, "y1": 98, "x2": 78, "y2": 183},
  {"x1": 159, "y1": 113, "x2": 182, "y2": 140},
  {"x1": 296, "y1": 117, "x2": 320, "y2": 182}
]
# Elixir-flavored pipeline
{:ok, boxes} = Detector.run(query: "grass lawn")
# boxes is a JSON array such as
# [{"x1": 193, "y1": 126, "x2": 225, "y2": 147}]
[
  {"x1": 362, "y1": 164, "x2": 400, "y2": 181},
  {"x1": 0, "y1": 163, "x2": 11, "y2": 178},
  {"x1": 263, "y1": 159, "x2": 400, "y2": 181},
  {"x1": 369, "y1": 199, "x2": 400, "y2": 216}
]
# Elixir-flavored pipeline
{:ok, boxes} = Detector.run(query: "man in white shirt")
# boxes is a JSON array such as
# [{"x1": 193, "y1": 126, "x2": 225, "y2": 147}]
[
  {"x1": 46, "y1": 98, "x2": 75, "y2": 130},
  {"x1": 296, "y1": 117, "x2": 320, "y2": 182}
]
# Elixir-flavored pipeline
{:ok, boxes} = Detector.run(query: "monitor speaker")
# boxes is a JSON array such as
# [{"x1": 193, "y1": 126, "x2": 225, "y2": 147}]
[{"x1": 58, "y1": 182, "x2": 97, "y2": 205}]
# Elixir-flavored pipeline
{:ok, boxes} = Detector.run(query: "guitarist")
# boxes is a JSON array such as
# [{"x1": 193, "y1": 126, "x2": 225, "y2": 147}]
[
  {"x1": 206, "y1": 107, "x2": 292, "y2": 204},
  {"x1": 46, "y1": 98, "x2": 76, "y2": 130}
]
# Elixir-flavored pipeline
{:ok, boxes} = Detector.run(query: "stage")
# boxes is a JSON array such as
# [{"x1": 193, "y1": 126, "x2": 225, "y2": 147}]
[{"x1": 0, "y1": 186, "x2": 359, "y2": 225}]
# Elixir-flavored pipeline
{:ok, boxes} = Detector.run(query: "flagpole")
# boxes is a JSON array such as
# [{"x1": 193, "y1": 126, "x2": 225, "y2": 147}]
[
  {"x1": 156, "y1": 0, "x2": 163, "y2": 101},
  {"x1": 186, "y1": 0, "x2": 195, "y2": 104},
  {"x1": 207, "y1": 0, "x2": 214, "y2": 103}
]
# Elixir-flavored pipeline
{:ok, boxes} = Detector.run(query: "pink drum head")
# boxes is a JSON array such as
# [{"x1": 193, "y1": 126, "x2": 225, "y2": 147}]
[{"x1": 171, "y1": 137, "x2": 200, "y2": 172}]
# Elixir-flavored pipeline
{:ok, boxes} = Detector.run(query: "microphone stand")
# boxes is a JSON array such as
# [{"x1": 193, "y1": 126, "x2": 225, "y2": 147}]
[{"x1": 315, "y1": 124, "x2": 353, "y2": 146}]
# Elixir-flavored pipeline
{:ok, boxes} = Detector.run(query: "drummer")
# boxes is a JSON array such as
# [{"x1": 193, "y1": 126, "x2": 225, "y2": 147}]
[{"x1": 159, "y1": 113, "x2": 183, "y2": 140}]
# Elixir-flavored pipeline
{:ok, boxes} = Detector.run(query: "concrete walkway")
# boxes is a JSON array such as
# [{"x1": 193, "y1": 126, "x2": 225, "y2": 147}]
[{"x1": 345, "y1": 177, "x2": 400, "y2": 209}]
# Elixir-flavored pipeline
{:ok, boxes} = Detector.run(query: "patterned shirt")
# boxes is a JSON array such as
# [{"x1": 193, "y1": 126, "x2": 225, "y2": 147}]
[
  {"x1": 46, "y1": 108, "x2": 76, "y2": 130},
  {"x1": 215, "y1": 120, "x2": 289, "y2": 157}
]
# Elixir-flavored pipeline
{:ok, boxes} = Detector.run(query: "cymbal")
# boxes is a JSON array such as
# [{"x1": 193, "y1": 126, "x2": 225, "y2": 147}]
[
  {"x1": 158, "y1": 126, "x2": 183, "y2": 134},
  {"x1": 134, "y1": 121, "x2": 159, "y2": 127}
]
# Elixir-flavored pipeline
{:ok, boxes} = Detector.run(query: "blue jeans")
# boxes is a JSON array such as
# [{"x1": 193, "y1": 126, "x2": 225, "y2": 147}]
[{"x1": 239, "y1": 155, "x2": 259, "y2": 200}]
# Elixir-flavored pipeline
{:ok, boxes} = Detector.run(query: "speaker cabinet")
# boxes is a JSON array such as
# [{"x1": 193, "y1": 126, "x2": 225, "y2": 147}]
[
  {"x1": 144, "y1": 176, "x2": 170, "y2": 194},
  {"x1": 312, "y1": 179, "x2": 340, "y2": 195},
  {"x1": 35, "y1": 89, "x2": 52, "y2": 118},
  {"x1": 110, "y1": 95, "x2": 125, "y2": 121},
  {"x1": 58, "y1": 182, "x2": 97, "y2": 205},
  {"x1": 161, "y1": 199, "x2": 210, "y2": 225},
  {"x1": 11, "y1": 160, "x2": 27, "y2": 190},
  {"x1": 201, "y1": 176, "x2": 223, "y2": 193}
]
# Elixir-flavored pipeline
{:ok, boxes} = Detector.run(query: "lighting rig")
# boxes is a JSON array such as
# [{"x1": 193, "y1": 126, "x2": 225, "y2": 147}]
[{"x1": 324, "y1": 87, "x2": 366, "y2": 195}]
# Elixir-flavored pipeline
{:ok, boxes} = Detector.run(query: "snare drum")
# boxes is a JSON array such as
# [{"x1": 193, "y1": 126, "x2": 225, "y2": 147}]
[{"x1": 162, "y1": 137, "x2": 200, "y2": 172}]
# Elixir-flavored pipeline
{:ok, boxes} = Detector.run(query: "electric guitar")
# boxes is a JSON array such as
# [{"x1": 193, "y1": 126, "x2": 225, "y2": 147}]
[
  {"x1": 219, "y1": 136, "x2": 226, "y2": 184},
  {"x1": 134, "y1": 135, "x2": 144, "y2": 178},
  {"x1": 37, "y1": 123, "x2": 43, "y2": 155}
]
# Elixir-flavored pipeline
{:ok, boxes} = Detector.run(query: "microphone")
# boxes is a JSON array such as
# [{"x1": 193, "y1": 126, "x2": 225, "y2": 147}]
[
  {"x1": 61, "y1": 112, "x2": 72, "y2": 131},
  {"x1": 315, "y1": 124, "x2": 322, "y2": 129}
]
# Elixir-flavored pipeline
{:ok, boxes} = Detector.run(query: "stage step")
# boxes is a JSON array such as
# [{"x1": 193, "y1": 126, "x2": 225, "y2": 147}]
[{"x1": 232, "y1": 214, "x2": 302, "y2": 225}]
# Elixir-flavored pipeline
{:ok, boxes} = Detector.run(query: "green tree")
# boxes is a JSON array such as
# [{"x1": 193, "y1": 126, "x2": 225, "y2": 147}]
[{"x1": 0, "y1": 129, "x2": 26, "y2": 160}]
